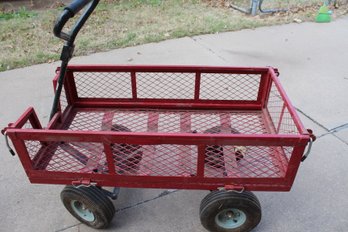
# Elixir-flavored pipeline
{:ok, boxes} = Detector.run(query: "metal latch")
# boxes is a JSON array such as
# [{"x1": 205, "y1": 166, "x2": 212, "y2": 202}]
[
  {"x1": 301, "y1": 129, "x2": 316, "y2": 162},
  {"x1": 2, "y1": 125, "x2": 16, "y2": 157},
  {"x1": 72, "y1": 179, "x2": 97, "y2": 188},
  {"x1": 218, "y1": 185, "x2": 245, "y2": 193}
]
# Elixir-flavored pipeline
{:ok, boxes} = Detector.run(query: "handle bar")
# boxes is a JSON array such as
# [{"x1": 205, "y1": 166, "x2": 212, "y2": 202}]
[
  {"x1": 50, "y1": 0, "x2": 99, "y2": 120},
  {"x1": 53, "y1": 0, "x2": 99, "y2": 46}
]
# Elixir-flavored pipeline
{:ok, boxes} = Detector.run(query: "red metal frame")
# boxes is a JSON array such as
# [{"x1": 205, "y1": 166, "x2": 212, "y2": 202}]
[{"x1": 4, "y1": 65, "x2": 311, "y2": 192}]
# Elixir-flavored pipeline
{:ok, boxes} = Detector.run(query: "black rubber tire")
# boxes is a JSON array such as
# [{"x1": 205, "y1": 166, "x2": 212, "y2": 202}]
[
  {"x1": 200, "y1": 191, "x2": 261, "y2": 232},
  {"x1": 61, "y1": 185, "x2": 115, "y2": 229}
]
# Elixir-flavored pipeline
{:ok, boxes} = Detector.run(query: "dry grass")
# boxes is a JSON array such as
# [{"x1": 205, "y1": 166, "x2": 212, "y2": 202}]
[{"x1": 1, "y1": 0, "x2": 348, "y2": 71}]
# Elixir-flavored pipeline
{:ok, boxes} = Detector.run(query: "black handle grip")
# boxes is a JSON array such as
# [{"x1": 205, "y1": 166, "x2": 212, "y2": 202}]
[
  {"x1": 53, "y1": 0, "x2": 99, "y2": 45},
  {"x1": 50, "y1": 0, "x2": 99, "y2": 120},
  {"x1": 66, "y1": 0, "x2": 93, "y2": 16}
]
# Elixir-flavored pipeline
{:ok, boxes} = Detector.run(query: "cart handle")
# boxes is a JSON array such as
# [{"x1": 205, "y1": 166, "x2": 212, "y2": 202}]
[
  {"x1": 53, "y1": 0, "x2": 99, "y2": 45},
  {"x1": 50, "y1": 0, "x2": 99, "y2": 120}
]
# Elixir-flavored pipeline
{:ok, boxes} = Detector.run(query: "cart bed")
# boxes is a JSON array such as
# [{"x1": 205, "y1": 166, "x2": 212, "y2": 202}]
[{"x1": 5, "y1": 65, "x2": 310, "y2": 191}]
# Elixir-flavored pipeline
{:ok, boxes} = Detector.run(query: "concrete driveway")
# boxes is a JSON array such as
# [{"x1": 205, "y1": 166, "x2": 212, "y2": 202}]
[{"x1": 1, "y1": 16, "x2": 347, "y2": 232}]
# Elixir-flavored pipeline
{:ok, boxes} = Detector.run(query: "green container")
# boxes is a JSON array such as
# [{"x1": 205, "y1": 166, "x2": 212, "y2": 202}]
[
  {"x1": 316, "y1": 5, "x2": 331, "y2": 23},
  {"x1": 316, "y1": 13, "x2": 331, "y2": 23}
]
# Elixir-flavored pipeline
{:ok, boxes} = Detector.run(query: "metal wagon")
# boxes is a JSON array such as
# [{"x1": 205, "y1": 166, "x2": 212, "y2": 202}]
[{"x1": 2, "y1": 0, "x2": 315, "y2": 231}]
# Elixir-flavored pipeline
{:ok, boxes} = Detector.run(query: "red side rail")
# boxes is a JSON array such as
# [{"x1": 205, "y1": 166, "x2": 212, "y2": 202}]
[
  {"x1": 58, "y1": 65, "x2": 271, "y2": 111},
  {"x1": 2, "y1": 107, "x2": 42, "y2": 176},
  {"x1": 6, "y1": 127, "x2": 310, "y2": 191}
]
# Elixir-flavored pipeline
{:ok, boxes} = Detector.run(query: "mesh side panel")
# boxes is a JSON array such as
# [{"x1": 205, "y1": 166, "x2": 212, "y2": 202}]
[
  {"x1": 25, "y1": 140, "x2": 41, "y2": 160},
  {"x1": 26, "y1": 141, "x2": 108, "y2": 173},
  {"x1": 137, "y1": 72, "x2": 195, "y2": 99},
  {"x1": 200, "y1": 73, "x2": 261, "y2": 100},
  {"x1": 283, "y1": 146, "x2": 293, "y2": 161},
  {"x1": 267, "y1": 82, "x2": 299, "y2": 134},
  {"x1": 23, "y1": 121, "x2": 39, "y2": 160},
  {"x1": 60, "y1": 85, "x2": 68, "y2": 113},
  {"x1": 74, "y1": 72, "x2": 132, "y2": 98},
  {"x1": 116, "y1": 144, "x2": 198, "y2": 176},
  {"x1": 278, "y1": 107, "x2": 299, "y2": 134},
  {"x1": 71, "y1": 71, "x2": 263, "y2": 100},
  {"x1": 204, "y1": 146, "x2": 293, "y2": 178},
  {"x1": 23, "y1": 139, "x2": 294, "y2": 178},
  {"x1": 112, "y1": 143, "x2": 143, "y2": 174}
]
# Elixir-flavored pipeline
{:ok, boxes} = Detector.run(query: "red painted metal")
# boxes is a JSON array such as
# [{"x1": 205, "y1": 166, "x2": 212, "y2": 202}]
[
  {"x1": 268, "y1": 68, "x2": 307, "y2": 134},
  {"x1": 194, "y1": 72, "x2": 201, "y2": 100},
  {"x1": 65, "y1": 65, "x2": 270, "y2": 73},
  {"x1": 3, "y1": 65, "x2": 312, "y2": 192},
  {"x1": 131, "y1": 71, "x2": 137, "y2": 99}
]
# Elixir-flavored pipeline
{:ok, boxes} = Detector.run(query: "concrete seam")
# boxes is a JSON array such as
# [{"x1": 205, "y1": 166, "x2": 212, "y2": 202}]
[
  {"x1": 115, "y1": 190, "x2": 179, "y2": 213},
  {"x1": 329, "y1": 123, "x2": 348, "y2": 133},
  {"x1": 55, "y1": 223, "x2": 81, "y2": 232},
  {"x1": 190, "y1": 37, "x2": 229, "y2": 64},
  {"x1": 317, "y1": 132, "x2": 348, "y2": 145},
  {"x1": 295, "y1": 107, "x2": 329, "y2": 132},
  {"x1": 295, "y1": 108, "x2": 348, "y2": 145},
  {"x1": 332, "y1": 133, "x2": 348, "y2": 146}
]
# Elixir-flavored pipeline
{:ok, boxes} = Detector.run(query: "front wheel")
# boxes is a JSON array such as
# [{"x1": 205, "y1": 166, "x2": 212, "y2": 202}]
[
  {"x1": 200, "y1": 190, "x2": 261, "y2": 232},
  {"x1": 61, "y1": 185, "x2": 115, "y2": 229}
]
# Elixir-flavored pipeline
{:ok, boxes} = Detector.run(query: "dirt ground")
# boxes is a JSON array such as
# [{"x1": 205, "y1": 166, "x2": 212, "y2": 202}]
[{"x1": 0, "y1": 0, "x2": 71, "y2": 11}]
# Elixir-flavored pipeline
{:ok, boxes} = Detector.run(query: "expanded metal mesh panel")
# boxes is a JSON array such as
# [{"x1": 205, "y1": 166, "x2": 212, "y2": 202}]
[
  {"x1": 60, "y1": 85, "x2": 68, "y2": 113},
  {"x1": 158, "y1": 113, "x2": 181, "y2": 132},
  {"x1": 136, "y1": 72, "x2": 195, "y2": 99},
  {"x1": 26, "y1": 141, "x2": 108, "y2": 173},
  {"x1": 191, "y1": 113, "x2": 221, "y2": 133},
  {"x1": 119, "y1": 144, "x2": 197, "y2": 176},
  {"x1": 230, "y1": 113, "x2": 267, "y2": 134},
  {"x1": 25, "y1": 140, "x2": 41, "y2": 160},
  {"x1": 283, "y1": 146, "x2": 293, "y2": 161},
  {"x1": 114, "y1": 144, "x2": 197, "y2": 176},
  {"x1": 74, "y1": 72, "x2": 132, "y2": 98},
  {"x1": 200, "y1": 73, "x2": 261, "y2": 100},
  {"x1": 24, "y1": 140, "x2": 198, "y2": 176},
  {"x1": 24, "y1": 138, "x2": 292, "y2": 179},
  {"x1": 267, "y1": 82, "x2": 299, "y2": 134},
  {"x1": 204, "y1": 146, "x2": 292, "y2": 178},
  {"x1": 278, "y1": 107, "x2": 298, "y2": 134},
  {"x1": 65, "y1": 109, "x2": 269, "y2": 134},
  {"x1": 68, "y1": 111, "x2": 105, "y2": 131},
  {"x1": 112, "y1": 111, "x2": 148, "y2": 132},
  {"x1": 69, "y1": 71, "x2": 263, "y2": 101},
  {"x1": 22, "y1": 121, "x2": 40, "y2": 160}
]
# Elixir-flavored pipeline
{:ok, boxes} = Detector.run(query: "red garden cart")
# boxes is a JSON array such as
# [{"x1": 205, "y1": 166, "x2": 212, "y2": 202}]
[{"x1": 2, "y1": 0, "x2": 315, "y2": 231}]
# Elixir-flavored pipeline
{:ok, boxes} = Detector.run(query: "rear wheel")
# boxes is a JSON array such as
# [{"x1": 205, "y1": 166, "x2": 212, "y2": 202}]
[
  {"x1": 200, "y1": 190, "x2": 261, "y2": 232},
  {"x1": 61, "y1": 185, "x2": 115, "y2": 229}
]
